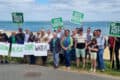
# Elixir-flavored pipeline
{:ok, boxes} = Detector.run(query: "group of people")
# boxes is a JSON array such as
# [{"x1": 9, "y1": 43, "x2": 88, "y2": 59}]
[{"x1": 0, "y1": 27, "x2": 119, "y2": 72}]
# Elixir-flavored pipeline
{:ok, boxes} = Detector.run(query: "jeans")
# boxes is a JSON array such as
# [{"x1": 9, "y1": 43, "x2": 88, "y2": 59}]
[
  {"x1": 53, "y1": 50, "x2": 59, "y2": 67},
  {"x1": 97, "y1": 49, "x2": 105, "y2": 70},
  {"x1": 70, "y1": 48, "x2": 76, "y2": 61},
  {"x1": 64, "y1": 50, "x2": 71, "y2": 67}
]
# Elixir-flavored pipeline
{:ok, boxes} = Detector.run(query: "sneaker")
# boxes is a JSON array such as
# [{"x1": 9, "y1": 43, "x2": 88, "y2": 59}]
[
  {"x1": 82, "y1": 65, "x2": 85, "y2": 69},
  {"x1": 101, "y1": 69, "x2": 105, "y2": 72},
  {"x1": 5, "y1": 60, "x2": 9, "y2": 64},
  {"x1": 66, "y1": 67, "x2": 71, "y2": 70},
  {"x1": 93, "y1": 69, "x2": 96, "y2": 72},
  {"x1": 54, "y1": 65, "x2": 59, "y2": 69},
  {"x1": 90, "y1": 68, "x2": 93, "y2": 72},
  {"x1": 0, "y1": 60, "x2": 3, "y2": 64}
]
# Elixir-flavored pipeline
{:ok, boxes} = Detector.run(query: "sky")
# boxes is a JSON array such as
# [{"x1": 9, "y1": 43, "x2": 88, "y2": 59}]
[{"x1": 0, "y1": 0, "x2": 120, "y2": 21}]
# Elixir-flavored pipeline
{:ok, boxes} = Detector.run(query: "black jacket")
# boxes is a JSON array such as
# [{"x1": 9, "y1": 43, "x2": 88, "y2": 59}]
[
  {"x1": 115, "y1": 37, "x2": 120, "y2": 49},
  {"x1": 15, "y1": 33, "x2": 25, "y2": 44},
  {"x1": 50, "y1": 38, "x2": 61, "y2": 53},
  {"x1": 28, "y1": 35, "x2": 35, "y2": 42},
  {"x1": 0, "y1": 33, "x2": 8, "y2": 42}
]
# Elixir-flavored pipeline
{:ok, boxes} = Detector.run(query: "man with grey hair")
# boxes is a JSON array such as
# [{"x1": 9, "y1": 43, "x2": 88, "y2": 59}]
[
  {"x1": 24, "y1": 29, "x2": 30, "y2": 42},
  {"x1": 56, "y1": 27, "x2": 64, "y2": 64},
  {"x1": 50, "y1": 32, "x2": 61, "y2": 68}
]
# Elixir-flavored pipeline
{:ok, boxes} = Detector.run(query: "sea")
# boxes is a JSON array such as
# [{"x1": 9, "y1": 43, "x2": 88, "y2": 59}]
[{"x1": 0, "y1": 21, "x2": 111, "y2": 36}]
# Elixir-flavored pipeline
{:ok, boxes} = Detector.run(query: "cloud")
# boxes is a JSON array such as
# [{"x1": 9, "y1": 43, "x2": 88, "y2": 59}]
[
  {"x1": 0, "y1": 0, "x2": 119, "y2": 21},
  {"x1": 0, "y1": 0, "x2": 34, "y2": 3}
]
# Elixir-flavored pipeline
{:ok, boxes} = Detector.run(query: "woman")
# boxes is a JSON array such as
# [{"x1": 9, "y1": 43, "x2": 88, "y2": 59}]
[
  {"x1": 88, "y1": 38, "x2": 98, "y2": 72},
  {"x1": 27, "y1": 32, "x2": 36, "y2": 64},
  {"x1": 61, "y1": 29, "x2": 73, "y2": 70},
  {"x1": 39, "y1": 30, "x2": 48, "y2": 65},
  {"x1": 70, "y1": 29, "x2": 77, "y2": 61},
  {"x1": 28, "y1": 32, "x2": 35, "y2": 42}
]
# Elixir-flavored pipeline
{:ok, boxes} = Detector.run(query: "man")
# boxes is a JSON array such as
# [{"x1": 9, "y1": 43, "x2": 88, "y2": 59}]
[
  {"x1": 24, "y1": 29, "x2": 30, "y2": 42},
  {"x1": 108, "y1": 36, "x2": 115, "y2": 62},
  {"x1": 57, "y1": 27, "x2": 64, "y2": 64},
  {"x1": 96, "y1": 29, "x2": 105, "y2": 71},
  {"x1": 114, "y1": 37, "x2": 120, "y2": 70},
  {"x1": 16, "y1": 28, "x2": 25, "y2": 44},
  {"x1": 15, "y1": 28, "x2": 25, "y2": 63},
  {"x1": 24, "y1": 29, "x2": 32, "y2": 64},
  {"x1": 50, "y1": 32, "x2": 61, "y2": 68},
  {"x1": 57, "y1": 27, "x2": 64, "y2": 39},
  {"x1": 85, "y1": 27, "x2": 92, "y2": 60},
  {"x1": 75, "y1": 28, "x2": 87, "y2": 68}
]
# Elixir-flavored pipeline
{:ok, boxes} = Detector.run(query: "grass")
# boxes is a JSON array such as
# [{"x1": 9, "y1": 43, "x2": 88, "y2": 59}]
[
  {"x1": 46, "y1": 56, "x2": 120, "y2": 77},
  {"x1": 98, "y1": 61, "x2": 120, "y2": 76}
]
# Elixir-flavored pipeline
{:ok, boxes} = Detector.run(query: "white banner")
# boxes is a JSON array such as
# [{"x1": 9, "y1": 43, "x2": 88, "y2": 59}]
[
  {"x1": 0, "y1": 42, "x2": 49, "y2": 57},
  {"x1": 34, "y1": 43, "x2": 49, "y2": 56},
  {"x1": 24, "y1": 42, "x2": 35, "y2": 55},
  {"x1": 0, "y1": 42, "x2": 9, "y2": 56},
  {"x1": 11, "y1": 44, "x2": 24, "y2": 57},
  {"x1": 10, "y1": 43, "x2": 49, "y2": 57}
]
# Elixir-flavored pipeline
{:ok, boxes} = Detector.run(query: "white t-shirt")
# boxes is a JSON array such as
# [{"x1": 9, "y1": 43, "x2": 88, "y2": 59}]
[
  {"x1": 75, "y1": 34, "x2": 86, "y2": 43},
  {"x1": 25, "y1": 33, "x2": 30, "y2": 42},
  {"x1": 57, "y1": 31, "x2": 64, "y2": 39}
]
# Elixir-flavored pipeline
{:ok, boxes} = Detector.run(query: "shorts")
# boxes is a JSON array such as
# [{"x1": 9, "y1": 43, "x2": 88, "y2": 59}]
[
  {"x1": 90, "y1": 52, "x2": 97, "y2": 60},
  {"x1": 76, "y1": 48, "x2": 85, "y2": 58}
]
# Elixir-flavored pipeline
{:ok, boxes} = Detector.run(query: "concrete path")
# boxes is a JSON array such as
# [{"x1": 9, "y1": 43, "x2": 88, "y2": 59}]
[{"x1": 0, "y1": 64, "x2": 119, "y2": 80}]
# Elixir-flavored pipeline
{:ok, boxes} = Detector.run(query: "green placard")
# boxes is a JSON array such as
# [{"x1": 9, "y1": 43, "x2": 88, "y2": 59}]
[
  {"x1": 71, "y1": 11, "x2": 84, "y2": 24},
  {"x1": 51, "y1": 17, "x2": 63, "y2": 30},
  {"x1": 109, "y1": 22, "x2": 120, "y2": 37},
  {"x1": 12, "y1": 12, "x2": 24, "y2": 23}
]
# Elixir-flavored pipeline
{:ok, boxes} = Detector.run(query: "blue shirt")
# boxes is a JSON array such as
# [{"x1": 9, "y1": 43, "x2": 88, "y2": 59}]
[{"x1": 96, "y1": 35, "x2": 105, "y2": 49}]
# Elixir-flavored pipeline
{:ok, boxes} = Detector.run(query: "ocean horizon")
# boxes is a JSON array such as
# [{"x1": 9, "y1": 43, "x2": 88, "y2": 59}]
[{"x1": 0, "y1": 21, "x2": 111, "y2": 36}]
